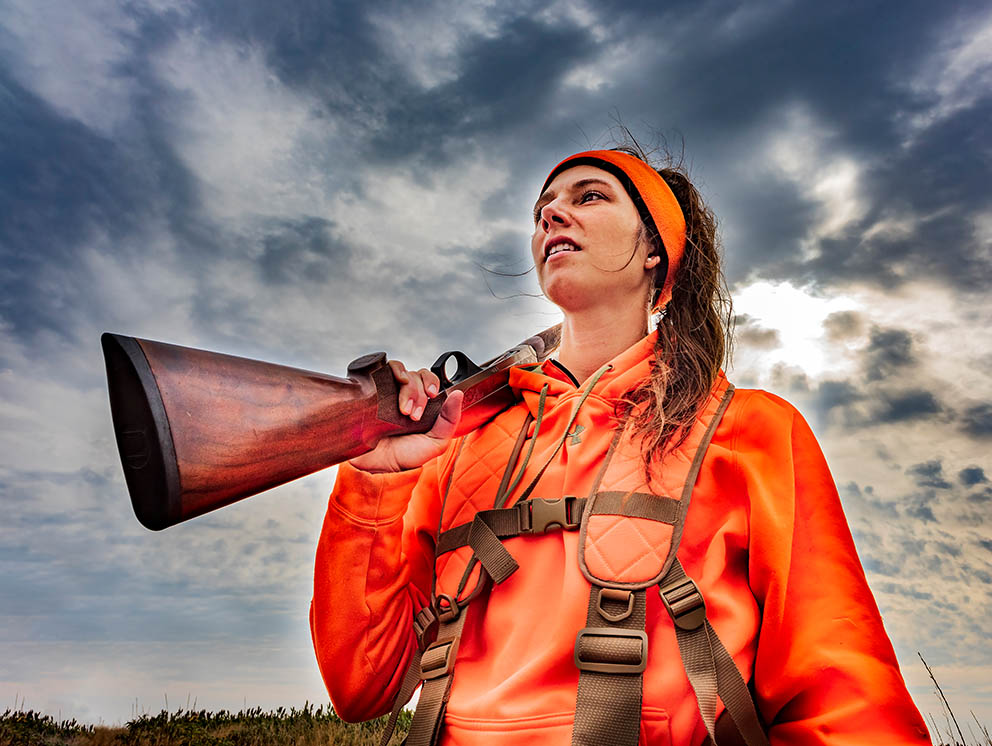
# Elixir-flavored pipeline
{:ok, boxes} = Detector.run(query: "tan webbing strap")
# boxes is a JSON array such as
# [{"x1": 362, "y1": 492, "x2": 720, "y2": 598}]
[
  {"x1": 466, "y1": 513, "x2": 519, "y2": 584},
  {"x1": 571, "y1": 587, "x2": 647, "y2": 746},
  {"x1": 376, "y1": 605, "x2": 439, "y2": 746},
  {"x1": 710, "y1": 624, "x2": 769, "y2": 746},
  {"x1": 590, "y1": 491, "x2": 680, "y2": 523},
  {"x1": 437, "y1": 497, "x2": 586, "y2": 555},
  {"x1": 405, "y1": 610, "x2": 469, "y2": 746},
  {"x1": 659, "y1": 559, "x2": 769, "y2": 746},
  {"x1": 377, "y1": 652, "x2": 422, "y2": 746}
]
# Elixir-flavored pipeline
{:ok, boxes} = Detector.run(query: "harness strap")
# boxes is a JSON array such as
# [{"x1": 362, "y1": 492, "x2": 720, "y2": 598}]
[
  {"x1": 572, "y1": 587, "x2": 648, "y2": 745},
  {"x1": 405, "y1": 610, "x2": 469, "y2": 746},
  {"x1": 436, "y1": 497, "x2": 585, "y2": 555},
  {"x1": 660, "y1": 558, "x2": 769, "y2": 746},
  {"x1": 376, "y1": 606, "x2": 439, "y2": 746}
]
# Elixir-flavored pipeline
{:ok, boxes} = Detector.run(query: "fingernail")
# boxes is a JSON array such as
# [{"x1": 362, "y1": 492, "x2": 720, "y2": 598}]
[
  {"x1": 401, "y1": 399, "x2": 412, "y2": 415},
  {"x1": 413, "y1": 406, "x2": 424, "y2": 420},
  {"x1": 427, "y1": 384, "x2": 438, "y2": 396}
]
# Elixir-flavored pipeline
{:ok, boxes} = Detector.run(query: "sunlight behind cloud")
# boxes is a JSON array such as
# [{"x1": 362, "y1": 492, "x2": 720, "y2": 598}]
[{"x1": 731, "y1": 280, "x2": 860, "y2": 380}]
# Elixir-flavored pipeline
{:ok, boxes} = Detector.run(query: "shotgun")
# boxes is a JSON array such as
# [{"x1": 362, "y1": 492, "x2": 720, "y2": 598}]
[{"x1": 102, "y1": 326, "x2": 560, "y2": 530}]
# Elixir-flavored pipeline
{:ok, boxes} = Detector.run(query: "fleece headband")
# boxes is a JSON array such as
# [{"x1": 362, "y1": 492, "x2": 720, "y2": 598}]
[{"x1": 541, "y1": 150, "x2": 686, "y2": 300}]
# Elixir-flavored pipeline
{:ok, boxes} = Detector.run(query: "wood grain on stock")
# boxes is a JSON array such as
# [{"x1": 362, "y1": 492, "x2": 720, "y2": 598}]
[{"x1": 102, "y1": 327, "x2": 559, "y2": 530}]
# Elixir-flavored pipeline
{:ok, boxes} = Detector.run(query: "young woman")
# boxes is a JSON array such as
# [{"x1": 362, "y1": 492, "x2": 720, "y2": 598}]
[{"x1": 311, "y1": 148, "x2": 932, "y2": 745}]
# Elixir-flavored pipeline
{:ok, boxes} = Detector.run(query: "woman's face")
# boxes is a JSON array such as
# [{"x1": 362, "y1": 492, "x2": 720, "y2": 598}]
[{"x1": 531, "y1": 165, "x2": 659, "y2": 313}]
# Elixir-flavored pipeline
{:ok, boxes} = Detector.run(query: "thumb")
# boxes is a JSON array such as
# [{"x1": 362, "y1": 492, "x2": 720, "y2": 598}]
[{"x1": 428, "y1": 390, "x2": 463, "y2": 441}]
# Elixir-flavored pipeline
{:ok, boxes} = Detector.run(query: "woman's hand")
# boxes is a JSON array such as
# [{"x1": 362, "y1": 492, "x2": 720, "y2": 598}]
[{"x1": 348, "y1": 360, "x2": 464, "y2": 473}]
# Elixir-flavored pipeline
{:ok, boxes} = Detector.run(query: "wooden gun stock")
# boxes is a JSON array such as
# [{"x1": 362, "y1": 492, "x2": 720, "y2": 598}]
[{"x1": 102, "y1": 327, "x2": 560, "y2": 530}]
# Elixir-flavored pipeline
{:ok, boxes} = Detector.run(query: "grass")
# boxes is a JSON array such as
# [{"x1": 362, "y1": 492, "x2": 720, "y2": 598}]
[
  {"x1": 3, "y1": 655, "x2": 989, "y2": 745},
  {"x1": 0, "y1": 704, "x2": 410, "y2": 746}
]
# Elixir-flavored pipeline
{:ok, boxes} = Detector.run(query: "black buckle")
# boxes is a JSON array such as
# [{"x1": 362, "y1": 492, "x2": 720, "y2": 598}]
[
  {"x1": 421, "y1": 636, "x2": 459, "y2": 680},
  {"x1": 659, "y1": 577, "x2": 706, "y2": 630},
  {"x1": 413, "y1": 606, "x2": 439, "y2": 650},
  {"x1": 573, "y1": 627, "x2": 648, "y2": 674},
  {"x1": 519, "y1": 497, "x2": 579, "y2": 534}
]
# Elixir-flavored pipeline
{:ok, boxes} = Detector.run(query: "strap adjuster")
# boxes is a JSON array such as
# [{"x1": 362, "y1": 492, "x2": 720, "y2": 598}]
[
  {"x1": 573, "y1": 627, "x2": 648, "y2": 674},
  {"x1": 421, "y1": 636, "x2": 459, "y2": 680},
  {"x1": 659, "y1": 577, "x2": 706, "y2": 630},
  {"x1": 518, "y1": 496, "x2": 579, "y2": 534},
  {"x1": 413, "y1": 606, "x2": 438, "y2": 650}
]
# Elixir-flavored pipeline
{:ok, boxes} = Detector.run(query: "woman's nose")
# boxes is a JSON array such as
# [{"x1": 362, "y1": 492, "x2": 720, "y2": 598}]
[{"x1": 540, "y1": 201, "x2": 569, "y2": 232}]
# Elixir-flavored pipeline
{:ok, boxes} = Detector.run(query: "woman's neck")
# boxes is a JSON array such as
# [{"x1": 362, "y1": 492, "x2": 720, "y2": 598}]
[{"x1": 555, "y1": 303, "x2": 650, "y2": 383}]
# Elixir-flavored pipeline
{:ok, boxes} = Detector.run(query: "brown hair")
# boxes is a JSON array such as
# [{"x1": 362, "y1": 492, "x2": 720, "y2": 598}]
[{"x1": 611, "y1": 144, "x2": 734, "y2": 474}]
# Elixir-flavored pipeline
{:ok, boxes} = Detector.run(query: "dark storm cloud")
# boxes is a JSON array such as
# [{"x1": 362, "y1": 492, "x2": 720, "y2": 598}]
[
  {"x1": 864, "y1": 327, "x2": 916, "y2": 382},
  {"x1": 823, "y1": 310, "x2": 865, "y2": 342},
  {"x1": 258, "y1": 217, "x2": 351, "y2": 285},
  {"x1": 906, "y1": 460, "x2": 953, "y2": 490},
  {"x1": 807, "y1": 379, "x2": 863, "y2": 427},
  {"x1": 587, "y1": 1, "x2": 992, "y2": 293},
  {"x1": 959, "y1": 466, "x2": 988, "y2": 486},
  {"x1": 961, "y1": 403, "x2": 992, "y2": 437},
  {"x1": 905, "y1": 491, "x2": 939, "y2": 524},
  {"x1": 968, "y1": 486, "x2": 992, "y2": 504},
  {"x1": 0, "y1": 70, "x2": 157, "y2": 339},
  {"x1": 871, "y1": 388, "x2": 945, "y2": 424},
  {"x1": 734, "y1": 314, "x2": 781, "y2": 350}
]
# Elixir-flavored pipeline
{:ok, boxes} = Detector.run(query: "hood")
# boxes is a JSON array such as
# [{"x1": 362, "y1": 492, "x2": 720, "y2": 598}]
[{"x1": 508, "y1": 331, "x2": 658, "y2": 419}]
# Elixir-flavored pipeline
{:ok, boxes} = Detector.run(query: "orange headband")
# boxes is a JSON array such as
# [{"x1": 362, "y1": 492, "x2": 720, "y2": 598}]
[{"x1": 541, "y1": 150, "x2": 686, "y2": 303}]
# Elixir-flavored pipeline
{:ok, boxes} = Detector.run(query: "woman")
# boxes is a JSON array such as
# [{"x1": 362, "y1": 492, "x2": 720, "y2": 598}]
[{"x1": 311, "y1": 148, "x2": 931, "y2": 745}]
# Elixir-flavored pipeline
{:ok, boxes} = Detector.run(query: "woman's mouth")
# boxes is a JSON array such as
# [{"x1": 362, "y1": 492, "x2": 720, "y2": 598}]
[{"x1": 545, "y1": 240, "x2": 581, "y2": 261}]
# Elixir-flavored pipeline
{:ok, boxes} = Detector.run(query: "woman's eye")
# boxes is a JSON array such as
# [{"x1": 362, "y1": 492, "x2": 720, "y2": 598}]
[{"x1": 580, "y1": 191, "x2": 605, "y2": 204}]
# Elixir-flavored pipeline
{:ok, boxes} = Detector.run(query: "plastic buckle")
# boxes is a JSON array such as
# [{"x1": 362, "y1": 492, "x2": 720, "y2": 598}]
[
  {"x1": 434, "y1": 593, "x2": 461, "y2": 623},
  {"x1": 519, "y1": 496, "x2": 579, "y2": 534},
  {"x1": 421, "y1": 636, "x2": 460, "y2": 680},
  {"x1": 573, "y1": 627, "x2": 648, "y2": 674},
  {"x1": 659, "y1": 577, "x2": 706, "y2": 631},
  {"x1": 413, "y1": 606, "x2": 439, "y2": 650}
]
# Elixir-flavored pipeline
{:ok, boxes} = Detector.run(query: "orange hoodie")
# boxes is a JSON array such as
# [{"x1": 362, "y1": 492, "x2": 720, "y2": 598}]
[{"x1": 311, "y1": 332, "x2": 931, "y2": 745}]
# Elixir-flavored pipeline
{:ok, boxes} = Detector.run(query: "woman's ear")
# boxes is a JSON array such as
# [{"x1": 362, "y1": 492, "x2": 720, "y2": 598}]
[{"x1": 645, "y1": 254, "x2": 661, "y2": 269}]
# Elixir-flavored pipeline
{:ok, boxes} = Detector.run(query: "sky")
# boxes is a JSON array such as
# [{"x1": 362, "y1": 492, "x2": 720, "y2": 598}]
[{"x1": 1, "y1": 0, "x2": 990, "y2": 735}]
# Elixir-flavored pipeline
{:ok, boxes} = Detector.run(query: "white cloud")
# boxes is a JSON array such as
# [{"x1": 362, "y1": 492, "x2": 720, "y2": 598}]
[
  {"x1": 367, "y1": 0, "x2": 500, "y2": 89},
  {"x1": 759, "y1": 104, "x2": 867, "y2": 247},
  {"x1": 0, "y1": 0, "x2": 176, "y2": 134},
  {"x1": 729, "y1": 280, "x2": 860, "y2": 381},
  {"x1": 901, "y1": 7, "x2": 992, "y2": 138},
  {"x1": 154, "y1": 32, "x2": 336, "y2": 222}
]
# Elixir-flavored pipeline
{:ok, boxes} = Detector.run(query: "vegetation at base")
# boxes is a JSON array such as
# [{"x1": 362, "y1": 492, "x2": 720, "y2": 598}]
[{"x1": 0, "y1": 704, "x2": 410, "y2": 746}]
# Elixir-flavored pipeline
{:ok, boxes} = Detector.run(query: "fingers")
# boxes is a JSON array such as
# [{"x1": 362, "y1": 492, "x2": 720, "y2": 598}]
[{"x1": 387, "y1": 361, "x2": 442, "y2": 422}]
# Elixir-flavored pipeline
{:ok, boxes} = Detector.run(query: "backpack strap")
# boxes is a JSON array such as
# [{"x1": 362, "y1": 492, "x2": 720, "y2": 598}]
[
  {"x1": 572, "y1": 380, "x2": 758, "y2": 746},
  {"x1": 406, "y1": 608, "x2": 470, "y2": 746},
  {"x1": 572, "y1": 586, "x2": 649, "y2": 745},
  {"x1": 659, "y1": 559, "x2": 769, "y2": 746}
]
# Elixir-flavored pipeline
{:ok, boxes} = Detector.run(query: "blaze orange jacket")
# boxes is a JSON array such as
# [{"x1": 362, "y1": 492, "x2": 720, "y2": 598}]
[{"x1": 311, "y1": 332, "x2": 931, "y2": 745}]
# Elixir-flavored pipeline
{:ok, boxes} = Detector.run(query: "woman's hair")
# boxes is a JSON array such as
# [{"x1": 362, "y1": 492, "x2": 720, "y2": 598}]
[{"x1": 611, "y1": 143, "x2": 734, "y2": 475}]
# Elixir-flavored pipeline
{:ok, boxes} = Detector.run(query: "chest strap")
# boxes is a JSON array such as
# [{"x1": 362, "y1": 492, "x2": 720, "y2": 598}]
[{"x1": 436, "y1": 496, "x2": 585, "y2": 556}]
